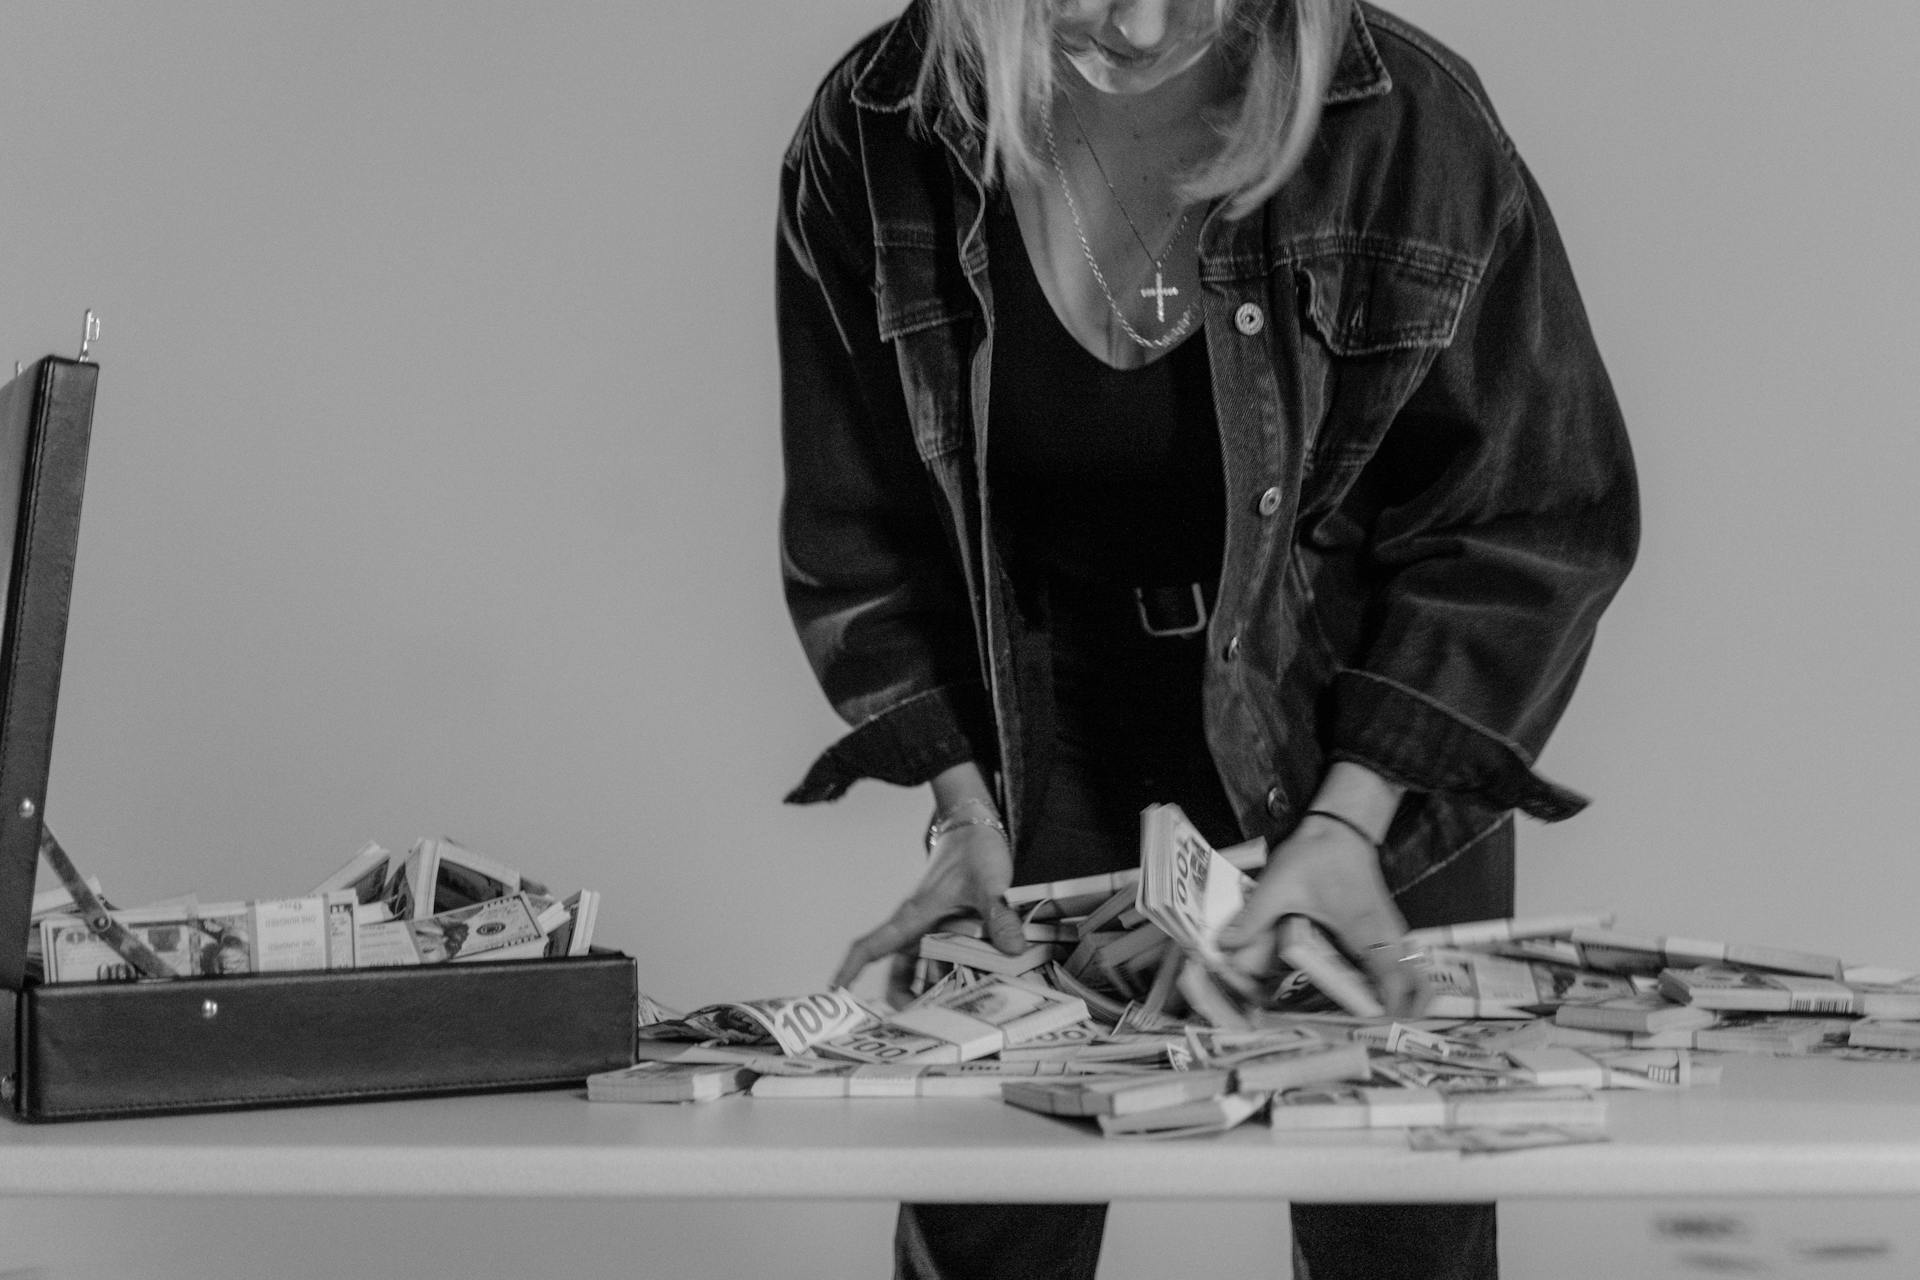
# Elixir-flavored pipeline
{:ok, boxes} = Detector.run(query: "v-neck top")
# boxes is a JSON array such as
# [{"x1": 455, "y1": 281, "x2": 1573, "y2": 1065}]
[{"x1": 984, "y1": 193, "x2": 1225, "y2": 592}]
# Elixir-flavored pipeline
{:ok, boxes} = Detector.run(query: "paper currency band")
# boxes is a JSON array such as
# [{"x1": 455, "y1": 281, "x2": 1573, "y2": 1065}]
[{"x1": 926, "y1": 797, "x2": 1009, "y2": 853}]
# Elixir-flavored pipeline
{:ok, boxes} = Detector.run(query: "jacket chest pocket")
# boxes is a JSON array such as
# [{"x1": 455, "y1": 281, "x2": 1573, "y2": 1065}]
[
  {"x1": 1291, "y1": 248, "x2": 1473, "y2": 480},
  {"x1": 873, "y1": 231, "x2": 978, "y2": 464}
]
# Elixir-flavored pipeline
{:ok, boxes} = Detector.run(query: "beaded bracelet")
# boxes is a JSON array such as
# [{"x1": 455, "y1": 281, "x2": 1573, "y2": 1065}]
[
  {"x1": 925, "y1": 797, "x2": 1009, "y2": 853},
  {"x1": 1303, "y1": 807, "x2": 1384, "y2": 854}
]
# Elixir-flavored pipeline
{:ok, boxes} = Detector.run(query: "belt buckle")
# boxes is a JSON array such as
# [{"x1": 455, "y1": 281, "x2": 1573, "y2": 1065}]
[{"x1": 1134, "y1": 583, "x2": 1208, "y2": 638}]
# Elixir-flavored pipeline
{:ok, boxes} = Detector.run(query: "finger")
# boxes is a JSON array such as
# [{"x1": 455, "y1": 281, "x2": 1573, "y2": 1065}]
[
  {"x1": 1393, "y1": 960, "x2": 1434, "y2": 1018},
  {"x1": 829, "y1": 941, "x2": 873, "y2": 993},
  {"x1": 983, "y1": 900, "x2": 1029, "y2": 955},
  {"x1": 1216, "y1": 876, "x2": 1301, "y2": 952},
  {"x1": 828, "y1": 921, "x2": 912, "y2": 990},
  {"x1": 1339, "y1": 924, "x2": 1423, "y2": 1017},
  {"x1": 1225, "y1": 929, "x2": 1280, "y2": 979},
  {"x1": 883, "y1": 952, "x2": 920, "y2": 1011},
  {"x1": 830, "y1": 900, "x2": 948, "y2": 990}
]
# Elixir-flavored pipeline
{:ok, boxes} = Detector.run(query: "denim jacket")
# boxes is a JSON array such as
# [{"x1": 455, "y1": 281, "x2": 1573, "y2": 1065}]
[{"x1": 776, "y1": 1, "x2": 1638, "y2": 893}]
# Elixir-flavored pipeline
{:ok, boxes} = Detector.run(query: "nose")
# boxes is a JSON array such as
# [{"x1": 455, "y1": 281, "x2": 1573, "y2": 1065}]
[{"x1": 1110, "y1": 0, "x2": 1172, "y2": 50}]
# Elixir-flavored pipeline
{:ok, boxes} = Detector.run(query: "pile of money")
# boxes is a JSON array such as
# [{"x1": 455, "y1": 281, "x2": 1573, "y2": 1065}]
[
  {"x1": 32, "y1": 836, "x2": 601, "y2": 983},
  {"x1": 587, "y1": 804, "x2": 1920, "y2": 1148}
]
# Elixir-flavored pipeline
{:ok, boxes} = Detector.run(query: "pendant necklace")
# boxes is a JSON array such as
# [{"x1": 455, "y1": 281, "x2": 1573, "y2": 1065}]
[{"x1": 1043, "y1": 96, "x2": 1198, "y2": 352}]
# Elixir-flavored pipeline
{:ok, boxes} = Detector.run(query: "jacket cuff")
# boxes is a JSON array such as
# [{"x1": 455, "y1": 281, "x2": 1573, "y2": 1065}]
[
  {"x1": 1330, "y1": 670, "x2": 1588, "y2": 822},
  {"x1": 785, "y1": 683, "x2": 993, "y2": 803}
]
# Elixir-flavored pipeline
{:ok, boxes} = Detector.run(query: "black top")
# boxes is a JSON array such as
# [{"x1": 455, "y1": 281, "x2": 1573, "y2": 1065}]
[
  {"x1": 984, "y1": 194, "x2": 1224, "y2": 592},
  {"x1": 984, "y1": 196, "x2": 1242, "y2": 875}
]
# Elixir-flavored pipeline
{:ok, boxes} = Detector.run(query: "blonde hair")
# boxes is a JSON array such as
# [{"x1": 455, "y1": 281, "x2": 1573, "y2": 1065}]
[{"x1": 914, "y1": 0, "x2": 1348, "y2": 220}]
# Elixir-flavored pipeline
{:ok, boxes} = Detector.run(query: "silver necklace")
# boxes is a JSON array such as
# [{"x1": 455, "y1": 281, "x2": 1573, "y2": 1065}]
[{"x1": 1043, "y1": 98, "x2": 1198, "y2": 352}]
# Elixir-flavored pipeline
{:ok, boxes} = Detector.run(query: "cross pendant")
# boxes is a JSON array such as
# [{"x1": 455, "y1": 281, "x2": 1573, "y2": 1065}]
[{"x1": 1139, "y1": 269, "x2": 1179, "y2": 325}]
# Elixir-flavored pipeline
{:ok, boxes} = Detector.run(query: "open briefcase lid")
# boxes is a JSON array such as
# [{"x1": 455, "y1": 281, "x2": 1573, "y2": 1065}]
[{"x1": 0, "y1": 348, "x2": 98, "y2": 992}]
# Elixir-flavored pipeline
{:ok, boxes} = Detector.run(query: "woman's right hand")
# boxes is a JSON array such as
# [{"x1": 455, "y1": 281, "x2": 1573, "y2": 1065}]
[{"x1": 829, "y1": 823, "x2": 1030, "y2": 1006}]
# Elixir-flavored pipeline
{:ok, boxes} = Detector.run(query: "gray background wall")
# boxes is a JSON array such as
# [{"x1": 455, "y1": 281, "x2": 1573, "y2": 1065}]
[{"x1": 3, "y1": 3, "x2": 1917, "y2": 1277}]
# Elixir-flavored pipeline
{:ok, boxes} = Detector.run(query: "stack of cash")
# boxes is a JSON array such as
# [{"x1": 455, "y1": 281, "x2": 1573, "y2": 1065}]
[
  {"x1": 977, "y1": 805, "x2": 1281, "y2": 1031},
  {"x1": 587, "y1": 804, "x2": 1920, "y2": 1148},
  {"x1": 600, "y1": 969, "x2": 1658, "y2": 1145},
  {"x1": 1413, "y1": 918, "x2": 1920, "y2": 1065},
  {"x1": 32, "y1": 836, "x2": 601, "y2": 982}
]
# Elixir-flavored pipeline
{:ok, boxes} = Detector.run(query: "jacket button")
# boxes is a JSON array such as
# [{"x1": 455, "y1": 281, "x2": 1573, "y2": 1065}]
[
  {"x1": 1224, "y1": 634, "x2": 1241, "y2": 662},
  {"x1": 1265, "y1": 786, "x2": 1287, "y2": 818},
  {"x1": 1234, "y1": 303, "x2": 1265, "y2": 336},
  {"x1": 1257, "y1": 486, "x2": 1282, "y2": 516}
]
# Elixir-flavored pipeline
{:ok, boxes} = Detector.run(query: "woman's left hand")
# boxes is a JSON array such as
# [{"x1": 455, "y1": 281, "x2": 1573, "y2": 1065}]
[{"x1": 1213, "y1": 812, "x2": 1427, "y2": 1016}]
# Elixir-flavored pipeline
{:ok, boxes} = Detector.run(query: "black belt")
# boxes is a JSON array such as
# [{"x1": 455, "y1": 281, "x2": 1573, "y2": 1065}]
[
  {"x1": 1042, "y1": 575, "x2": 1213, "y2": 640},
  {"x1": 1132, "y1": 583, "x2": 1210, "y2": 637}
]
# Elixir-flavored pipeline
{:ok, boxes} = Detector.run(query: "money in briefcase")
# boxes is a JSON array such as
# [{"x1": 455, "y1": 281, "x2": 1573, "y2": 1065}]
[{"x1": 0, "y1": 336, "x2": 636, "y2": 1121}]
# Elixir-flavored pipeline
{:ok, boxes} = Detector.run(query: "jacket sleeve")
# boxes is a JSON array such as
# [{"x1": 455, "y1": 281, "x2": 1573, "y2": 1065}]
[
  {"x1": 1328, "y1": 158, "x2": 1640, "y2": 820},
  {"x1": 776, "y1": 97, "x2": 994, "y2": 804}
]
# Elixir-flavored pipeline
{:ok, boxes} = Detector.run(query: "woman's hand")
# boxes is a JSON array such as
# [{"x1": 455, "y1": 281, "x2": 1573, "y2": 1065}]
[
  {"x1": 1214, "y1": 812, "x2": 1427, "y2": 1016},
  {"x1": 829, "y1": 822, "x2": 1030, "y2": 1006}
]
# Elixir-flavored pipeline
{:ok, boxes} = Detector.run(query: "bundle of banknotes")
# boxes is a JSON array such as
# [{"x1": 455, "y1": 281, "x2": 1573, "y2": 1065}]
[
  {"x1": 588, "y1": 803, "x2": 1920, "y2": 1147},
  {"x1": 30, "y1": 837, "x2": 601, "y2": 982}
]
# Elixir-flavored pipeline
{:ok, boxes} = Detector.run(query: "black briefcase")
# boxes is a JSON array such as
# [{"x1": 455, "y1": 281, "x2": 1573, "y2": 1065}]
[{"x1": 0, "y1": 349, "x2": 637, "y2": 1121}]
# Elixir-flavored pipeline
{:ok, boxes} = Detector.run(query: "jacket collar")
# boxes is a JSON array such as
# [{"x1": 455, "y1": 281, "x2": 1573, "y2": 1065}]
[{"x1": 850, "y1": 0, "x2": 1392, "y2": 116}]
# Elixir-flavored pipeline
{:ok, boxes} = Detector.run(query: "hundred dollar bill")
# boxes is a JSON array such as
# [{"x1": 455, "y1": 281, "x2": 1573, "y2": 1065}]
[
  {"x1": 1658, "y1": 966, "x2": 1920, "y2": 1017},
  {"x1": 1420, "y1": 949, "x2": 1636, "y2": 1018},
  {"x1": 41, "y1": 896, "x2": 332, "y2": 982},
  {"x1": 754, "y1": 1060, "x2": 1096, "y2": 1099},
  {"x1": 387, "y1": 836, "x2": 550, "y2": 920},
  {"x1": 1136, "y1": 803, "x2": 1256, "y2": 987},
  {"x1": 587, "y1": 1062, "x2": 757, "y2": 1103},
  {"x1": 640, "y1": 990, "x2": 876, "y2": 1058},
  {"x1": 1346, "y1": 1022, "x2": 1511, "y2": 1072},
  {"x1": 627, "y1": 1038, "x2": 847, "y2": 1076},
  {"x1": 888, "y1": 976, "x2": 1090, "y2": 1061},
  {"x1": 1096, "y1": 1091, "x2": 1267, "y2": 1140},
  {"x1": 816, "y1": 1021, "x2": 963, "y2": 1065},
  {"x1": 1184, "y1": 1025, "x2": 1328, "y2": 1068},
  {"x1": 1631, "y1": 1013, "x2": 1854, "y2": 1056},
  {"x1": 1552, "y1": 994, "x2": 1716, "y2": 1035},
  {"x1": 1003, "y1": 1069, "x2": 1234, "y2": 1119},
  {"x1": 355, "y1": 892, "x2": 549, "y2": 967}
]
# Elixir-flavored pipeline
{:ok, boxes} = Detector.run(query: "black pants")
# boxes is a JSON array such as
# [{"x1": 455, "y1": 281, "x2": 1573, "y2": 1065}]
[{"x1": 896, "y1": 580, "x2": 1512, "y2": 1280}]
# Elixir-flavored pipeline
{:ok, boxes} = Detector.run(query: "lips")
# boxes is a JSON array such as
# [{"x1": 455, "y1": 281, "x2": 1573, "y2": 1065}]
[{"x1": 1091, "y1": 38, "x2": 1152, "y2": 66}]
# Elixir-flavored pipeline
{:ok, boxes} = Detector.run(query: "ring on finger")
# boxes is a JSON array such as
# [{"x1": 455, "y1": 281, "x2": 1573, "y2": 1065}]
[{"x1": 1366, "y1": 941, "x2": 1427, "y2": 965}]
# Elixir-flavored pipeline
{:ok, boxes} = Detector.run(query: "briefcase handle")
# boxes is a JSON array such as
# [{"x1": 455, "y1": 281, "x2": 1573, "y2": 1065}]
[{"x1": 38, "y1": 826, "x2": 177, "y2": 979}]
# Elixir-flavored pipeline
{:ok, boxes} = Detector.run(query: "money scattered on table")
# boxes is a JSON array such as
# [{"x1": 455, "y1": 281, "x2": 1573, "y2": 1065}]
[{"x1": 467, "y1": 805, "x2": 1920, "y2": 1152}]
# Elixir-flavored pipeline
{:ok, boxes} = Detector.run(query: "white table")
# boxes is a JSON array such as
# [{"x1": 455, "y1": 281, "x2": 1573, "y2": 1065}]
[{"x1": 2, "y1": 1055, "x2": 1918, "y2": 1203}]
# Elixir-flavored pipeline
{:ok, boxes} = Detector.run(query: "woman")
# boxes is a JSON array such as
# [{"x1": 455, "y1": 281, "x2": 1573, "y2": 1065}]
[{"x1": 777, "y1": 0, "x2": 1637, "y2": 1275}]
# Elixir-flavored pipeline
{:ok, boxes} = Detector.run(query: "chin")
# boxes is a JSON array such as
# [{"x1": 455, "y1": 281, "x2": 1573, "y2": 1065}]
[{"x1": 1063, "y1": 44, "x2": 1214, "y2": 96}]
